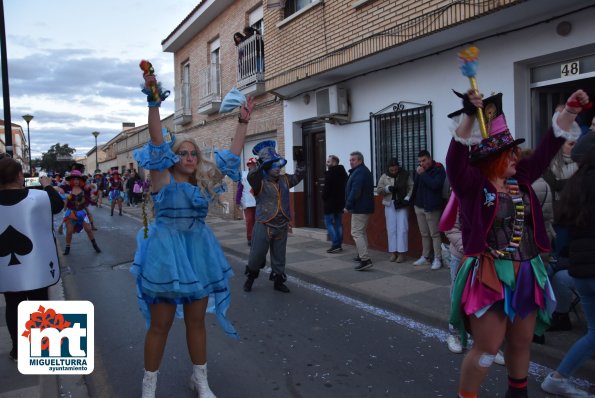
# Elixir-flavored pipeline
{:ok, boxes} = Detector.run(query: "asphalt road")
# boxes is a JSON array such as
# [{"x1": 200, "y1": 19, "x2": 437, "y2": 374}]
[{"x1": 56, "y1": 206, "x2": 559, "y2": 398}]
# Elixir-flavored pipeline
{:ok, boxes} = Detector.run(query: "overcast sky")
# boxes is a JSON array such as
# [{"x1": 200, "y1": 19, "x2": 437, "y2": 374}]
[{"x1": 2, "y1": 0, "x2": 199, "y2": 158}]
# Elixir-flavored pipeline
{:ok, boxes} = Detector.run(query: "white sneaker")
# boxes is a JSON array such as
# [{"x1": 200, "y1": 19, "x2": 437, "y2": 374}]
[
  {"x1": 413, "y1": 256, "x2": 429, "y2": 266},
  {"x1": 494, "y1": 350, "x2": 505, "y2": 366},
  {"x1": 431, "y1": 258, "x2": 442, "y2": 270},
  {"x1": 446, "y1": 334, "x2": 463, "y2": 354},
  {"x1": 541, "y1": 372, "x2": 588, "y2": 397}
]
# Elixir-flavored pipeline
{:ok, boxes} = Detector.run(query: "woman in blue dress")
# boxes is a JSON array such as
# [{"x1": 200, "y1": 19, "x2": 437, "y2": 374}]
[{"x1": 133, "y1": 72, "x2": 254, "y2": 398}]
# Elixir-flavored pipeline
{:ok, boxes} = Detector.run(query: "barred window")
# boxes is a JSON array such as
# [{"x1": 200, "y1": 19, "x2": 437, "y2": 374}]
[{"x1": 371, "y1": 103, "x2": 433, "y2": 182}]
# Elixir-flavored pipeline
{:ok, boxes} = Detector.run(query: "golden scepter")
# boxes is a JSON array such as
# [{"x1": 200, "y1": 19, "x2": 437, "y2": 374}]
[{"x1": 458, "y1": 46, "x2": 488, "y2": 139}]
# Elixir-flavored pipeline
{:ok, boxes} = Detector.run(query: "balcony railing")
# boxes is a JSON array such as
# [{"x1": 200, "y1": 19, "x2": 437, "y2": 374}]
[
  {"x1": 173, "y1": 81, "x2": 192, "y2": 125},
  {"x1": 236, "y1": 34, "x2": 265, "y2": 93},
  {"x1": 197, "y1": 63, "x2": 221, "y2": 115}
]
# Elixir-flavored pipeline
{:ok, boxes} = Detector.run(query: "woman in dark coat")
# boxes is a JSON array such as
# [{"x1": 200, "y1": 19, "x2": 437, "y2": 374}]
[{"x1": 541, "y1": 131, "x2": 595, "y2": 397}]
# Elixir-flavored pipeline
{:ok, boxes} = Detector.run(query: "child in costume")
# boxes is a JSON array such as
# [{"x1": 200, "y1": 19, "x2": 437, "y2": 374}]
[
  {"x1": 133, "y1": 62, "x2": 254, "y2": 398},
  {"x1": 447, "y1": 89, "x2": 589, "y2": 398},
  {"x1": 62, "y1": 170, "x2": 101, "y2": 255}
]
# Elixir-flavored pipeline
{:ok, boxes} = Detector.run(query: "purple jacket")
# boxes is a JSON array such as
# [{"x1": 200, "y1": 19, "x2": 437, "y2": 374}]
[{"x1": 446, "y1": 128, "x2": 564, "y2": 256}]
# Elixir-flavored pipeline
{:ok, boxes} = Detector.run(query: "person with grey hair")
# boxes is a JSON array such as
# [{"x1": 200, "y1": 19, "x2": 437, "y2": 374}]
[{"x1": 344, "y1": 151, "x2": 375, "y2": 271}]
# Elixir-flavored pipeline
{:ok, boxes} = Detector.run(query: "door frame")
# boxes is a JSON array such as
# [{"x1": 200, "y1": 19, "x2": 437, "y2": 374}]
[{"x1": 302, "y1": 121, "x2": 326, "y2": 228}]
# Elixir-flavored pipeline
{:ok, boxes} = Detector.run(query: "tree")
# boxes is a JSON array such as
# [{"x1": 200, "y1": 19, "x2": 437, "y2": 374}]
[{"x1": 40, "y1": 143, "x2": 76, "y2": 174}]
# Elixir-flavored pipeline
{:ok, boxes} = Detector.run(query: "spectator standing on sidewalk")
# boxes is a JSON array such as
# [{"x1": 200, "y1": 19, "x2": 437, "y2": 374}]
[
  {"x1": 543, "y1": 136, "x2": 578, "y2": 262},
  {"x1": 447, "y1": 89, "x2": 588, "y2": 398},
  {"x1": 376, "y1": 158, "x2": 412, "y2": 263},
  {"x1": 344, "y1": 151, "x2": 375, "y2": 271},
  {"x1": 541, "y1": 129, "x2": 595, "y2": 398},
  {"x1": 322, "y1": 155, "x2": 348, "y2": 253},
  {"x1": 243, "y1": 141, "x2": 305, "y2": 293},
  {"x1": 0, "y1": 156, "x2": 64, "y2": 362},
  {"x1": 444, "y1": 208, "x2": 465, "y2": 354},
  {"x1": 133, "y1": 175, "x2": 143, "y2": 206},
  {"x1": 411, "y1": 149, "x2": 446, "y2": 270},
  {"x1": 94, "y1": 171, "x2": 106, "y2": 207},
  {"x1": 236, "y1": 157, "x2": 257, "y2": 246},
  {"x1": 126, "y1": 170, "x2": 138, "y2": 207}
]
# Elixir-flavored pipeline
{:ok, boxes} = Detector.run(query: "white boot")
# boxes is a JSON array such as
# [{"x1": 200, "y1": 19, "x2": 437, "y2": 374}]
[
  {"x1": 189, "y1": 363, "x2": 216, "y2": 398},
  {"x1": 142, "y1": 369, "x2": 158, "y2": 398}
]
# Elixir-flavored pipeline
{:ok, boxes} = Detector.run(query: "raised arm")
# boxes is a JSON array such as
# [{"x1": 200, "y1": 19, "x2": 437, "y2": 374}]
[
  {"x1": 230, "y1": 96, "x2": 255, "y2": 156},
  {"x1": 140, "y1": 73, "x2": 172, "y2": 192},
  {"x1": 454, "y1": 89, "x2": 484, "y2": 140},
  {"x1": 557, "y1": 89, "x2": 590, "y2": 131},
  {"x1": 145, "y1": 75, "x2": 165, "y2": 146}
]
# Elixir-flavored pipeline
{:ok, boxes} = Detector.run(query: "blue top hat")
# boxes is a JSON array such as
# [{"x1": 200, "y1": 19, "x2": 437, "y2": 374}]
[{"x1": 252, "y1": 140, "x2": 287, "y2": 168}]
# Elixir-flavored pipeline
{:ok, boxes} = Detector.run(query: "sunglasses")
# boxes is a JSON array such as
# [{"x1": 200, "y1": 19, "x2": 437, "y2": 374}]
[{"x1": 176, "y1": 150, "x2": 199, "y2": 158}]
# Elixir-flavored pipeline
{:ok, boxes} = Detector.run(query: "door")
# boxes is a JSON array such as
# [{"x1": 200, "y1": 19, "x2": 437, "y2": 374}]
[{"x1": 302, "y1": 122, "x2": 326, "y2": 228}]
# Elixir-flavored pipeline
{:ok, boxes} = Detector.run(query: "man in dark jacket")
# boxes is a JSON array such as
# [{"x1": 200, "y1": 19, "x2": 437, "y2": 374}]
[
  {"x1": 411, "y1": 149, "x2": 446, "y2": 270},
  {"x1": 344, "y1": 151, "x2": 375, "y2": 271},
  {"x1": 322, "y1": 155, "x2": 348, "y2": 253}
]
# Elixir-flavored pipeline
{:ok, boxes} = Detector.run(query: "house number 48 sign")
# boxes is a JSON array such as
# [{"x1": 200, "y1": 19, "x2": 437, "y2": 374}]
[{"x1": 561, "y1": 61, "x2": 580, "y2": 77}]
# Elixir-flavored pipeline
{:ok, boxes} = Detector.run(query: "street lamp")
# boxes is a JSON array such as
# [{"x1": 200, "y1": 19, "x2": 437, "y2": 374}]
[
  {"x1": 22, "y1": 114, "x2": 33, "y2": 174},
  {"x1": 92, "y1": 131, "x2": 100, "y2": 172}
]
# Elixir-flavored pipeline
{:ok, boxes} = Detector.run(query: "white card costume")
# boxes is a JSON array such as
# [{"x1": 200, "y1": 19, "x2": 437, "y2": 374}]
[{"x1": 0, "y1": 189, "x2": 60, "y2": 292}]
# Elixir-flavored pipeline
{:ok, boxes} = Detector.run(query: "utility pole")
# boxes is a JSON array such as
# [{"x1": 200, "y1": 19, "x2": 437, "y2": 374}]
[{"x1": 0, "y1": 0, "x2": 13, "y2": 156}]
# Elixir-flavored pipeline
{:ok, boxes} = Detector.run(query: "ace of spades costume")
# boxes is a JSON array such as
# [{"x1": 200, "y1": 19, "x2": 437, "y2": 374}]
[{"x1": 0, "y1": 189, "x2": 60, "y2": 292}]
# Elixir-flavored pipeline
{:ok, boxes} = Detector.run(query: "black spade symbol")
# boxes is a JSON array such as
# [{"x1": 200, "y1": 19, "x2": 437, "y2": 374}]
[
  {"x1": 49, "y1": 261, "x2": 55, "y2": 277},
  {"x1": 0, "y1": 226, "x2": 33, "y2": 265}
]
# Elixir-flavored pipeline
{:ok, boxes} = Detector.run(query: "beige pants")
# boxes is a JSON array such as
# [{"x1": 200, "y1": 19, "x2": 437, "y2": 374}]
[
  {"x1": 351, "y1": 213, "x2": 370, "y2": 261},
  {"x1": 414, "y1": 206, "x2": 442, "y2": 260}
]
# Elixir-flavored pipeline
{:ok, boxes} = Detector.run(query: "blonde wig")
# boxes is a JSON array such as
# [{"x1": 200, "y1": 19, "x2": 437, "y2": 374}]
[{"x1": 170, "y1": 137, "x2": 225, "y2": 200}]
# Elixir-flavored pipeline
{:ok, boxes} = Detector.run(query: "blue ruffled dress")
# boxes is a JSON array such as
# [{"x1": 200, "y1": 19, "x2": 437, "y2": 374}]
[{"x1": 131, "y1": 142, "x2": 240, "y2": 339}]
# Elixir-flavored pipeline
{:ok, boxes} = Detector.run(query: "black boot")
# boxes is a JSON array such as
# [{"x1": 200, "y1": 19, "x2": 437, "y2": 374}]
[
  {"x1": 532, "y1": 333, "x2": 545, "y2": 344},
  {"x1": 91, "y1": 240, "x2": 101, "y2": 253},
  {"x1": 548, "y1": 311, "x2": 571, "y2": 331},
  {"x1": 504, "y1": 388, "x2": 528, "y2": 398},
  {"x1": 243, "y1": 266, "x2": 259, "y2": 292},
  {"x1": 119, "y1": 209, "x2": 122, "y2": 216},
  {"x1": 63, "y1": 246, "x2": 70, "y2": 255},
  {"x1": 111, "y1": 209, "x2": 114, "y2": 216},
  {"x1": 271, "y1": 272, "x2": 290, "y2": 293}
]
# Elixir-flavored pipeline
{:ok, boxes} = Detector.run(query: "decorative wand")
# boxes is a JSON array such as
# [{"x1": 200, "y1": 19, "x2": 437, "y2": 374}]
[
  {"x1": 139, "y1": 60, "x2": 160, "y2": 103},
  {"x1": 458, "y1": 46, "x2": 488, "y2": 139}
]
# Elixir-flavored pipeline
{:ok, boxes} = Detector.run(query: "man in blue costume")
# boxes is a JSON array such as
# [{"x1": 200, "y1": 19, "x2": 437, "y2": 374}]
[{"x1": 243, "y1": 140, "x2": 305, "y2": 293}]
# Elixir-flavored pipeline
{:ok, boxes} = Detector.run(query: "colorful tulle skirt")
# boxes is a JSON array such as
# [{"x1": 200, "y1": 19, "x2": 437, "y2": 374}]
[
  {"x1": 64, "y1": 209, "x2": 89, "y2": 233},
  {"x1": 109, "y1": 189, "x2": 124, "y2": 202},
  {"x1": 449, "y1": 253, "x2": 556, "y2": 346}
]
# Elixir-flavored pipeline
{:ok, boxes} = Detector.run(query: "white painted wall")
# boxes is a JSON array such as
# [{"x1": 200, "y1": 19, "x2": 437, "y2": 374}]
[{"x1": 283, "y1": 9, "x2": 595, "y2": 174}]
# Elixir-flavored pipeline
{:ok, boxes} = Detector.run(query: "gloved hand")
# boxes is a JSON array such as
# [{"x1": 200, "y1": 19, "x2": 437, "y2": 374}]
[{"x1": 452, "y1": 90, "x2": 477, "y2": 116}]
